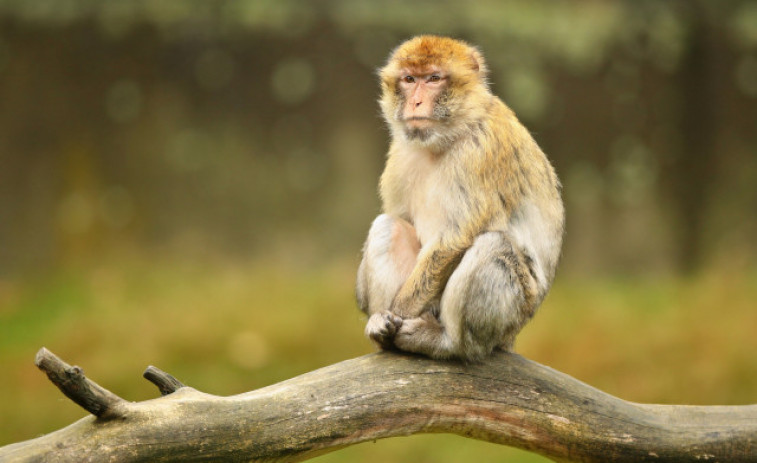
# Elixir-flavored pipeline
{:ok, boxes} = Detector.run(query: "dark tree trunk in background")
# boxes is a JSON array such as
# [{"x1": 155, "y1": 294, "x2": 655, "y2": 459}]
[{"x1": 672, "y1": 2, "x2": 720, "y2": 273}]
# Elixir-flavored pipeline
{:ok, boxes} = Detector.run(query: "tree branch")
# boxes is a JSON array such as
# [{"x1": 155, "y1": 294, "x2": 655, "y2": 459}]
[
  {"x1": 1, "y1": 348, "x2": 755, "y2": 462},
  {"x1": 143, "y1": 365, "x2": 186, "y2": 396},
  {"x1": 33, "y1": 347, "x2": 126, "y2": 419}
]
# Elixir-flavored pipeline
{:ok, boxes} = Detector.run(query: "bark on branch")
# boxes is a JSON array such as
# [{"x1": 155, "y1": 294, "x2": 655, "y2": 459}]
[{"x1": 1, "y1": 348, "x2": 755, "y2": 462}]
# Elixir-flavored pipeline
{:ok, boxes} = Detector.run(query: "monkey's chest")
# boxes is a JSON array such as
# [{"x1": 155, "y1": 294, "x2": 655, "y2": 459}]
[
  {"x1": 404, "y1": 170, "x2": 452, "y2": 246},
  {"x1": 384, "y1": 147, "x2": 457, "y2": 245}
]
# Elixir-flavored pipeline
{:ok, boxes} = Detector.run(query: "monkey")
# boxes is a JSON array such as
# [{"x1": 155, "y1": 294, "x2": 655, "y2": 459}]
[{"x1": 355, "y1": 35, "x2": 564, "y2": 361}]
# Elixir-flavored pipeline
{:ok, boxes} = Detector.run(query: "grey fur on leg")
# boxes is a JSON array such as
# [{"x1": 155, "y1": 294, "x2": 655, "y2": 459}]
[
  {"x1": 451, "y1": 232, "x2": 539, "y2": 360},
  {"x1": 358, "y1": 220, "x2": 541, "y2": 361},
  {"x1": 395, "y1": 232, "x2": 539, "y2": 361}
]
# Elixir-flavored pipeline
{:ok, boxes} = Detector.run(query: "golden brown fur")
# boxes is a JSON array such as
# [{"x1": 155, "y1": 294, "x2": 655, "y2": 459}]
[{"x1": 356, "y1": 36, "x2": 564, "y2": 360}]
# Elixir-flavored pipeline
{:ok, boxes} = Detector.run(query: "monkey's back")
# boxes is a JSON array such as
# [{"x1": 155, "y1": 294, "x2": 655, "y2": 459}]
[{"x1": 485, "y1": 97, "x2": 565, "y2": 295}]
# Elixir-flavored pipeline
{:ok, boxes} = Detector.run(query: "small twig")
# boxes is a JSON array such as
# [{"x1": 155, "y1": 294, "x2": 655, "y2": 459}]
[
  {"x1": 143, "y1": 365, "x2": 186, "y2": 395},
  {"x1": 34, "y1": 347, "x2": 125, "y2": 418}
]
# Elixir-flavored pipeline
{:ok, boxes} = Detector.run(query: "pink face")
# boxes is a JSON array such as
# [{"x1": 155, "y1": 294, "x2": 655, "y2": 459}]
[{"x1": 398, "y1": 67, "x2": 448, "y2": 129}]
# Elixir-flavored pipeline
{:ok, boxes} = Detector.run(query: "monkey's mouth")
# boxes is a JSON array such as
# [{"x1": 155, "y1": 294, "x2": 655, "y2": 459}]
[{"x1": 403, "y1": 117, "x2": 437, "y2": 129}]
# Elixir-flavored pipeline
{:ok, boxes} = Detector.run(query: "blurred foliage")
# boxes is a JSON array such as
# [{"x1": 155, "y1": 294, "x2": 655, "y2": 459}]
[
  {"x1": 1, "y1": 1, "x2": 757, "y2": 460},
  {"x1": 1, "y1": 0, "x2": 756, "y2": 275},
  {"x1": 0, "y1": 0, "x2": 755, "y2": 275}
]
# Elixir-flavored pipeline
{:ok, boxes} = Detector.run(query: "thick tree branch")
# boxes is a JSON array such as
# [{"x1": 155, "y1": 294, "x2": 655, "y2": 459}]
[{"x1": 1, "y1": 348, "x2": 755, "y2": 462}]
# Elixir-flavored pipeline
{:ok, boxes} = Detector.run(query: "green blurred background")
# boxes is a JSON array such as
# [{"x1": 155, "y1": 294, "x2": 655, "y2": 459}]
[{"x1": 1, "y1": 1, "x2": 756, "y2": 461}]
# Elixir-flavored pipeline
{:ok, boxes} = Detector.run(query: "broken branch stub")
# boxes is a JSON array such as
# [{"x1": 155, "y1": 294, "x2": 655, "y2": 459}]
[{"x1": 33, "y1": 347, "x2": 125, "y2": 419}]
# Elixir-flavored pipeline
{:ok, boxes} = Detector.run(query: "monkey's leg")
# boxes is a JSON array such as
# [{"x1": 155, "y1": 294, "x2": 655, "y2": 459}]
[
  {"x1": 356, "y1": 214, "x2": 420, "y2": 347},
  {"x1": 394, "y1": 232, "x2": 536, "y2": 361}
]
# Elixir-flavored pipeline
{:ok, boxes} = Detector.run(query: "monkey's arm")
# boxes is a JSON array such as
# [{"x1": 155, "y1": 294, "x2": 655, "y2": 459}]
[
  {"x1": 391, "y1": 240, "x2": 462, "y2": 318},
  {"x1": 391, "y1": 201, "x2": 492, "y2": 319}
]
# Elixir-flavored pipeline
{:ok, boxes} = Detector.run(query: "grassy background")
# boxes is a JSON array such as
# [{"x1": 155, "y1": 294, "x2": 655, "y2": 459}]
[{"x1": 1, "y1": 256, "x2": 755, "y2": 462}]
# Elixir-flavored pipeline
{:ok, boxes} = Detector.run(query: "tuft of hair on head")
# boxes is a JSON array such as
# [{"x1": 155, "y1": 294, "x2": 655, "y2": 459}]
[{"x1": 379, "y1": 35, "x2": 489, "y2": 88}]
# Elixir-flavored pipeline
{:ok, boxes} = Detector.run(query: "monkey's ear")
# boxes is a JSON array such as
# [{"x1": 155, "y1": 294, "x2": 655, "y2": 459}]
[
  {"x1": 469, "y1": 49, "x2": 487, "y2": 75},
  {"x1": 377, "y1": 62, "x2": 398, "y2": 90},
  {"x1": 468, "y1": 48, "x2": 489, "y2": 82},
  {"x1": 470, "y1": 54, "x2": 480, "y2": 73}
]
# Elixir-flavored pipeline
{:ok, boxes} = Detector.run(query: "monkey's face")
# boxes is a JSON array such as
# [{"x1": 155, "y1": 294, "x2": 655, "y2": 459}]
[
  {"x1": 379, "y1": 36, "x2": 490, "y2": 148},
  {"x1": 395, "y1": 67, "x2": 450, "y2": 140}
]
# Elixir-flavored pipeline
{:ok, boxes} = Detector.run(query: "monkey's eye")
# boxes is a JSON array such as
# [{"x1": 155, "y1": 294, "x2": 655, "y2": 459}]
[
  {"x1": 428, "y1": 74, "x2": 442, "y2": 82},
  {"x1": 402, "y1": 75, "x2": 415, "y2": 84}
]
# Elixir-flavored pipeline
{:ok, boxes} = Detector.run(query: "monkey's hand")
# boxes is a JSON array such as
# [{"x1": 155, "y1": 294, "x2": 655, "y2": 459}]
[
  {"x1": 365, "y1": 311, "x2": 403, "y2": 349},
  {"x1": 390, "y1": 289, "x2": 431, "y2": 319},
  {"x1": 391, "y1": 235, "x2": 472, "y2": 318}
]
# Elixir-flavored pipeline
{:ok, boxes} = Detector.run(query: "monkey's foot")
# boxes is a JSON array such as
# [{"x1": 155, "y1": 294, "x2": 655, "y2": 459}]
[
  {"x1": 365, "y1": 312, "x2": 403, "y2": 349},
  {"x1": 393, "y1": 313, "x2": 450, "y2": 359}
]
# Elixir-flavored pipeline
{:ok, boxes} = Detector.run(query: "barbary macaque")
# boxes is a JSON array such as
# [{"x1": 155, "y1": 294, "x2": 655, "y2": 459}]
[{"x1": 356, "y1": 36, "x2": 564, "y2": 361}]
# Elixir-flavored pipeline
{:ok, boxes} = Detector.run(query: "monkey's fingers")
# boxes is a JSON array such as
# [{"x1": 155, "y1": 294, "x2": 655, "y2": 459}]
[{"x1": 365, "y1": 312, "x2": 403, "y2": 348}]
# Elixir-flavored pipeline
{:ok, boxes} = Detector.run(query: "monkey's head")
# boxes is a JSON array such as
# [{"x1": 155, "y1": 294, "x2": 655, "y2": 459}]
[{"x1": 379, "y1": 36, "x2": 490, "y2": 149}]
